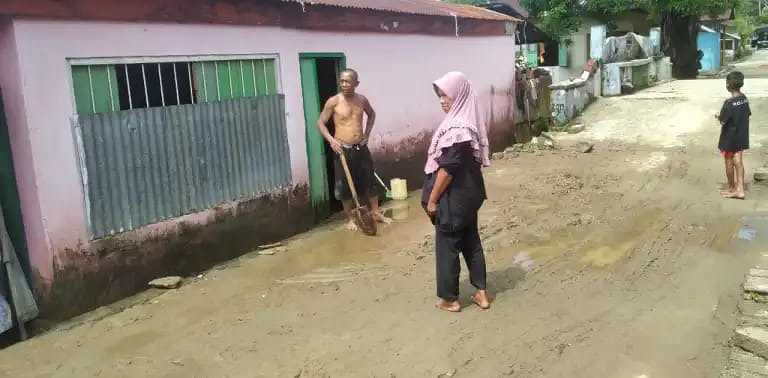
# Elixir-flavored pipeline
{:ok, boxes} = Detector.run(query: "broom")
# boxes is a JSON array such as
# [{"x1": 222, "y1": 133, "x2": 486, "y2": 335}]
[{"x1": 339, "y1": 152, "x2": 377, "y2": 236}]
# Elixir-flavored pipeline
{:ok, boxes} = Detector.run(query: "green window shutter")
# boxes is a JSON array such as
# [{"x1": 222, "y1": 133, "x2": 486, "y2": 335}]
[
  {"x1": 72, "y1": 66, "x2": 95, "y2": 115},
  {"x1": 72, "y1": 65, "x2": 119, "y2": 114},
  {"x1": 216, "y1": 61, "x2": 233, "y2": 101},
  {"x1": 192, "y1": 62, "x2": 219, "y2": 103},
  {"x1": 264, "y1": 59, "x2": 277, "y2": 95},
  {"x1": 240, "y1": 60, "x2": 258, "y2": 97},
  {"x1": 253, "y1": 59, "x2": 267, "y2": 96},
  {"x1": 193, "y1": 59, "x2": 276, "y2": 102}
]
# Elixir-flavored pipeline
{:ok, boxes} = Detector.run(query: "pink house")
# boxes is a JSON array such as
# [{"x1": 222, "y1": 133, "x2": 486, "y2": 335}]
[{"x1": 0, "y1": 0, "x2": 518, "y2": 320}]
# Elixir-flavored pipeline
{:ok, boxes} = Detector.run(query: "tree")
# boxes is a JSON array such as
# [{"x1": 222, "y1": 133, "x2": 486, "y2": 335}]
[{"x1": 521, "y1": 0, "x2": 738, "y2": 78}]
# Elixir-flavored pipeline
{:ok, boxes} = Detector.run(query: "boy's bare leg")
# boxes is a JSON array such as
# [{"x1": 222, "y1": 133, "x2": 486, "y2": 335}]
[
  {"x1": 725, "y1": 152, "x2": 746, "y2": 199},
  {"x1": 721, "y1": 156, "x2": 735, "y2": 195},
  {"x1": 369, "y1": 196, "x2": 392, "y2": 224},
  {"x1": 342, "y1": 200, "x2": 358, "y2": 230}
]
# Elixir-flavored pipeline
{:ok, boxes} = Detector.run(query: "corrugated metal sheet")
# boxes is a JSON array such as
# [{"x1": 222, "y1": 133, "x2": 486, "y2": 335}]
[
  {"x1": 75, "y1": 95, "x2": 292, "y2": 238},
  {"x1": 284, "y1": 0, "x2": 519, "y2": 21}
]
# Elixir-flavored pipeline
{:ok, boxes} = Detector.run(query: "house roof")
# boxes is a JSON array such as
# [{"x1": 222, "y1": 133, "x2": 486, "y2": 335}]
[
  {"x1": 700, "y1": 25, "x2": 718, "y2": 34},
  {"x1": 489, "y1": 0, "x2": 529, "y2": 18},
  {"x1": 282, "y1": 0, "x2": 519, "y2": 21},
  {"x1": 723, "y1": 32, "x2": 741, "y2": 40}
]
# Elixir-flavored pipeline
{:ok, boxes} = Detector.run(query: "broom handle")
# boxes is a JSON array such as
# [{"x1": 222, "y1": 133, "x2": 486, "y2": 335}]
[{"x1": 339, "y1": 152, "x2": 362, "y2": 208}]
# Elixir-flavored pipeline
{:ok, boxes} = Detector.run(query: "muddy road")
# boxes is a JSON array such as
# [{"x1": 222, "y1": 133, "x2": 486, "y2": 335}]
[{"x1": 1, "y1": 56, "x2": 767, "y2": 377}]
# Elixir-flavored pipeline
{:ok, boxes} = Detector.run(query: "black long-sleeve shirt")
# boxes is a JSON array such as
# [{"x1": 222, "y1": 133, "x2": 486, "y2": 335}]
[{"x1": 422, "y1": 141, "x2": 487, "y2": 232}]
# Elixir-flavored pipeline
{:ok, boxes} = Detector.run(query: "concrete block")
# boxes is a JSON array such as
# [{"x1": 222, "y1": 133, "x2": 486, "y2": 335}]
[
  {"x1": 722, "y1": 347, "x2": 768, "y2": 377},
  {"x1": 735, "y1": 327, "x2": 768, "y2": 359},
  {"x1": 746, "y1": 276, "x2": 768, "y2": 295}
]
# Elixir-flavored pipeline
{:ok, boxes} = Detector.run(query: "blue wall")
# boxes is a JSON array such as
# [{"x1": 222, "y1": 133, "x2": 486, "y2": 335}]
[{"x1": 697, "y1": 30, "x2": 721, "y2": 73}]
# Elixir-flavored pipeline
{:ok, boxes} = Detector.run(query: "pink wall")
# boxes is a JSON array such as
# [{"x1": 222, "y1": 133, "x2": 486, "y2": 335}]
[
  {"x1": 6, "y1": 18, "x2": 515, "y2": 281},
  {"x1": 0, "y1": 19, "x2": 52, "y2": 281}
]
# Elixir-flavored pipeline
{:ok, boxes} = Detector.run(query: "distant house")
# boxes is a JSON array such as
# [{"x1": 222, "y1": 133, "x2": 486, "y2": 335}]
[
  {"x1": 0, "y1": 0, "x2": 518, "y2": 319},
  {"x1": 488, "y1": 2, "x2": 654, "y2": 81},
  {"x1": 698, "y1": 25, "x2": 722, "y2": 73}
]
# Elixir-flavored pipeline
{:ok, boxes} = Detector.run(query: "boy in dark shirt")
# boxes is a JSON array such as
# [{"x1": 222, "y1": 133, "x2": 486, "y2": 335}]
[{"x1": 716, "y1": 71, "x2": 751, "y2": 199}]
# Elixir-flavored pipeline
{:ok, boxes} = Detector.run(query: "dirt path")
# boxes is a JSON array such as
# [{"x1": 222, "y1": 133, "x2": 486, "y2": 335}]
[{"x1": 1, "y1": 57, "x2": 768, "y2": 377}]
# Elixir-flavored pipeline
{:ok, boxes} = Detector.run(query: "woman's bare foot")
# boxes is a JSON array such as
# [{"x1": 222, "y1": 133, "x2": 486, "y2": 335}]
[
  {"x1": 435, "y1": 299, "x2": 461, "y2": 312},
  {"x1": 720, "y1": 189, "x2": 735, "y2": 196},
  {"x1": 724, "y1": 191, "x2": 746, "y2": 200},
  {"x1": 472, "y1": 291, "x2": 491, "y2": 310},
  {"x1": 345, "y1": 220, "x2": 359, "y2": 231}
]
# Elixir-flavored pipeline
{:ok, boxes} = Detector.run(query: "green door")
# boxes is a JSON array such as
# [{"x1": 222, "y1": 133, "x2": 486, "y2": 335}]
[
  {"x1": 299, "y1": 54, "x2": 345, "y2": 221},
  {"x1": 0, "y1": 89, "x2": 29, "y2": 277},
  {"x1": 299, "y1": 58, "x2": 329, "y2": 220}
]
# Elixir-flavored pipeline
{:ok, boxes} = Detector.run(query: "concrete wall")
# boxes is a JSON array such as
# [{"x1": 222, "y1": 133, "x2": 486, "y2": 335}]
[
  {"x1": 602, "y1": 57, "x2": 672, "y2": 97},
  {"x1": 550, "y1": 73, "x2": 597, "y2": 125},
  {"x1": 1, "y1": 18, "x2": 516, "y2": 317}
]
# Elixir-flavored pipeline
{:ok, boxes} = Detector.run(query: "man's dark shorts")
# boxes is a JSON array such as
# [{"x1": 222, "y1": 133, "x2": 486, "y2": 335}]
[{"x1": 334, "y1": 144, "x2": 374, "y2": 201}]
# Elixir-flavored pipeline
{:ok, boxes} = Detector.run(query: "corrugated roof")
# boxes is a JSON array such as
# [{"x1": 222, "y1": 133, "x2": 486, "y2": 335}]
[
  {"x1": 491, "y1": 0, "x2": 529, "y2": 18},
  {"x1": 284, "y1": 0, "x2": 519, "y2": 21}
]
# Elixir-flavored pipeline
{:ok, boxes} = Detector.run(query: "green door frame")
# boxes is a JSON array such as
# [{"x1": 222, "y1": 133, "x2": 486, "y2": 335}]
[{"x1": 298, "y1": 53, "x2": 346, "y2": 222}]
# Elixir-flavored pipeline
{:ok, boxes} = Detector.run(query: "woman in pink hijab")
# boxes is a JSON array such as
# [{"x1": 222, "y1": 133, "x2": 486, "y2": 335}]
[{"x1": 422, "y1": 72, "x2": 491, "y2": 312}]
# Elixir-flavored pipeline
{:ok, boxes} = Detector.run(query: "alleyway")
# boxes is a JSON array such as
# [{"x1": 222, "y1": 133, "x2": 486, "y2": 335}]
[{"x1": 1, "y1": 53, "x2": 767, "y2": 378}]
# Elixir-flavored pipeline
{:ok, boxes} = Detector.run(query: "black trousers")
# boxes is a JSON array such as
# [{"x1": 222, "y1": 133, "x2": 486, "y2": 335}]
[{"x1": 435, "y1": 221, "x2": 487, "y2": 301}]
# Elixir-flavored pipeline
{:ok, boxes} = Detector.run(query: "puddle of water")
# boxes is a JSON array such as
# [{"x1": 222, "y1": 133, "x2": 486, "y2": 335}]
[
  {"x1": 512, "y1": 252, "x2": 536, "y2": 272},
  {"x1": 582, "y1": 241, "x2": 637, "y2": 268},
  {"x1": 738, "y1": 225, "x2": 758, "y2": 241},
  {"x1": 711, "y1": 214, "x2": 768, "y2": 253},
  {"x1": 254, "y1": 195, "x2": 431, "y2": 284}
]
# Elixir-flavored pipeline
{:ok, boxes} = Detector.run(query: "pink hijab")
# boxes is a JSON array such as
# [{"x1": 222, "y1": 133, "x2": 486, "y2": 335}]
[{"x1": 424, "y1": 71, "x2": 490, "y2": 174}]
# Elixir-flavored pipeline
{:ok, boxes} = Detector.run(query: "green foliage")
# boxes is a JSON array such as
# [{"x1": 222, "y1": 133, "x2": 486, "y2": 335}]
[{"x1": 522, "y1": 0, "x2": 738, "y2": 41}]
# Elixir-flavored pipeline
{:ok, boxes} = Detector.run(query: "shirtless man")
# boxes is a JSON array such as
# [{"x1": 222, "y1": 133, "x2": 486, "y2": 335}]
[{"x1": 316, "y1": 69, "x2": 391, "y2": 230}]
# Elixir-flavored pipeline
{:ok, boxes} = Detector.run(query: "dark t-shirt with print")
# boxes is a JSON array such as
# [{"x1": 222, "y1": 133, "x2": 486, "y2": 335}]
[{"x1": 718, "y1": 95, "x2": 751, "y2": 152}]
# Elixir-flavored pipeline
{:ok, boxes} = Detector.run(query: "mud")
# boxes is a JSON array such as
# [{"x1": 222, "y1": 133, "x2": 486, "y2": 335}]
[
  {"x1": 1, "y1": 57, "x2": 768, "y2": 377},
  {"x1": 36, "y1": 185, "x2": 314, "y2": 322}
]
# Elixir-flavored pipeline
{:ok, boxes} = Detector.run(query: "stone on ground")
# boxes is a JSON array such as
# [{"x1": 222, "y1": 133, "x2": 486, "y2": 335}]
[
  {"x1": 755, "y1": 168, "x2": 768, "y2": 183},
  {"x1": 746, "y1": 276, "x2": 768, "y2": 295},
  {"x1": 568, "y1": 124, "x2": 585, "y2": 134},
  {"x1": 736, "y1": 327, "x2": 768, "y2": 360},
  {"x1": 578, "y1": 142, "x2": 594, "y2": 153},
  {"x1": 751, "y1": 269, "x2": 768, "y2": 279},
  {"x1": 149, "y1": 276, "x2": 182, "y2": 289}
]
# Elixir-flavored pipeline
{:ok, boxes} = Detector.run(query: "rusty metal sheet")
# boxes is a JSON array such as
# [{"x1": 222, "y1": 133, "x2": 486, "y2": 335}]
[{"x1": 284, "y1": 0, "x2": 519, "y2": 21}]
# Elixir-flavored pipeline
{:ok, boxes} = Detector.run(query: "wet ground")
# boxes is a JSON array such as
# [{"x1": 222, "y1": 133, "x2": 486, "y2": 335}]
[{"x1": 1, "y1": 54, "x2": 767, "y2": 377}]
